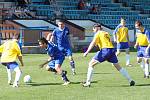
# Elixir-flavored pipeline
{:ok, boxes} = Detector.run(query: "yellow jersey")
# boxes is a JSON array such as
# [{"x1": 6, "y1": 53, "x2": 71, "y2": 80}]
[
  {"x1": 0, "y1": 39, "x2": 22, "y2": 63},
  {"x1": 114, "y1": 25, "x2": 129, "y2": 43},
  {"x1": 136, "y1": 28, "x2": 149, "y2": 46},
  {"x1": 93, "y1": 31, "x2": 114, "y2": 49}
]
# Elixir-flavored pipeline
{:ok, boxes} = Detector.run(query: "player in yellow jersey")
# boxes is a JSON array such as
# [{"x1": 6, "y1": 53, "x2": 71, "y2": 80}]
[
  {"x1": 113, "y1": 18, "x2": 132, "y2": 66},
  {"x1": 134, "y1": 20, "x2": 150, "y2": 78},
  {"x1": 0, "y1": 34, "x2": 24, "y2": 87},
  {"x1": 82, "y1": 23, "x2": 135, "y2": 87}
]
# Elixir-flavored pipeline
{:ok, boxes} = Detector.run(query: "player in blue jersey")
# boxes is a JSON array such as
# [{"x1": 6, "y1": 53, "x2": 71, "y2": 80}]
[
  {"x1": 38, "y1": 37, "x2": 70, "y2": 85},
  {"x1": 50, "y1": 19, "x2": 76, "y2": 75},
  {"x1": 82, "y1": 23, "x2": 135, "y2": 87},
  {"x1": 113, "y1": 18, "x2": 132, "y2": 66},
  {"x1": 134, "y1": 20, "x2": 150, "y2": 78}
]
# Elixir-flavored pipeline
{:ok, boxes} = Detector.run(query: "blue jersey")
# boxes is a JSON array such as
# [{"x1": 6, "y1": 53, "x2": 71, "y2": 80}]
[
  {"x1": 45, "y1": 42, "x2": 64, "y2": 59},
  {"x1": 52, "y1": 27, "x2": 71, "y2": 50}
]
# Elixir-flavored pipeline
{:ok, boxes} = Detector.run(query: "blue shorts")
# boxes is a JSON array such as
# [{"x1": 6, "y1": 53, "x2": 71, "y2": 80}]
[
  {"x1": 117, "y1": 42, "x2": 129, "y2": 50},
  {"x1": 58, "y1": 47, "x2": 72, "y2": 56},
  {"x1": 48, "y1": 56, "x2": 65, "y2": 69},
  {"x1": 137, "y1": 46, "x2": 150, "y2": 58},
  {"x1": 2, "y1": 62, "x2": 19, "y2": 70},
  {"x1": 64, "y1": 48, "x2": 72, "y2": 56},
  {"x1": 93, "y1": 48, "x2": 118, "y2": 63}
]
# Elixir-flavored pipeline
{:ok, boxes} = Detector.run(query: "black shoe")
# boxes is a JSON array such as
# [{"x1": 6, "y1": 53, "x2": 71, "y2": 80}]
[{"x1": 130, "y1": 80, "x2": 135, "y2": 86}]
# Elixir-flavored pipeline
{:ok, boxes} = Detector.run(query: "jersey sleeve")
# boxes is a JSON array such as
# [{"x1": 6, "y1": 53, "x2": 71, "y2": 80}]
[{"x1": 145, "y1": 30, "x2": 150, "y2": 42}]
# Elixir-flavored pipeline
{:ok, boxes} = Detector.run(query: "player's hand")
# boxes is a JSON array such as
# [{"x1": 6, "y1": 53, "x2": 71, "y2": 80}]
[{"x1": 83, "y1": 52, "x2": 88, "y2": 57}]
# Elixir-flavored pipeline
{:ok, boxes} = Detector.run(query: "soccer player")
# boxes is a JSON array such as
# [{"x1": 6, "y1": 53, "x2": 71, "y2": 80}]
[
  {"x1": 49, "y1": 19, "x2": 76, "y2": 75},
  {"x1": 83, "y1": 23, "x2": 135, "y2": 87},
  {"x1": 113, "y1": 18, "x2": 132, "y2": 66},
  {"x1": 134, "y1": 20, "x2": 150, "y2": 78},
  {"x1": 0, "y1": 34, "x2": 24, "y2": 87},
  {"x1": 38, "y1": 37, "x2": 70, "y2": 85}
]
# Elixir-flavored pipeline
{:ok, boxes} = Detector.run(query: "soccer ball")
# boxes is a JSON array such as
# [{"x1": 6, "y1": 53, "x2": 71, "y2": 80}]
[{"x1": 23, "y1": 75, "x2": 32, "y2": 83}]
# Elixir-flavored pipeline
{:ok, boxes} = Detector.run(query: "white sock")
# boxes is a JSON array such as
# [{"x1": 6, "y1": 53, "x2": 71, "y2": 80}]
[
  {"x1": 14, "y1": 67, "x2": 22, "y2": 84},
  {"x1": 145, "y1": 63, "x2": 149, "y2": 76},
  {"x1": 6, "y1": 68, "x2": 12, "y2": 82},
  {"x1": 126, "y1": 54, "x2": 130, "y2": 65},
  {"x1": 86, "y1": 66, "x2": 93, "y2": 84},
  {"x1": 140, "y1": 60, "x2": 145, "y2": 71},
  {"x1": 119, "y1": 68, "x2": 132, "y2": 82}
]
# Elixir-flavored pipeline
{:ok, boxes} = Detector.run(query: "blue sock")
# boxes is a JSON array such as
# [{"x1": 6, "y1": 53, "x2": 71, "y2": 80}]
[
  {"x1": 61, "y1": 70, "x2": 69, "y2": 82},
  {"x1": 70, "y1": 60, "x2": 75, "y2": 69}
]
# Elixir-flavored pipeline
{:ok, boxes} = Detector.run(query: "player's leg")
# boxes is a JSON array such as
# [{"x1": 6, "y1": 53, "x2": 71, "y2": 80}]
[
  {"x1": 137, "y1": 57, "x2": 145, "y2": 71},
  {"x1": 125, "y1": 48, "x2": 132, "y2": 66},
  {"x1": 2, "y1": 63, "x2": 12, "y2": 85},
  {"x1": 55, "y1": 57, "x2": 70, "y2": 85},
  {"x1": 144, "y1": 58, "x2": 149, "y2": 78},
  {"x1": 66, "y1": 48, "x2": 76, "y2": 75},
  {"x1": 69, "y1": 56, "x2": 76, "y2": 75},
  {"x1": 6, "y1": 68, "x2": 12, "y2": 85},
  {"x1": 55, "y1": 64, "x2": 70, "y2": 85},
  {"x1": 113, "y1": 63, "x2": 135, "y2": 86},
  {"x1": 116, "y1": 49, "x2": 121, "y2": 56},
  {"x1": 108, "y1": 50, "x2": 135, "y2": 86},
  {"x1": 13, "y1": 67, "x2": 22, "y2": 87},
  {"x1": 83, "y1": 58, "x2": 99, "y2": 87}
]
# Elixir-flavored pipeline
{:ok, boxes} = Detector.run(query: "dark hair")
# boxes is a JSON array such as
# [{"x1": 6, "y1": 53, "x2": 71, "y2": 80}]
[
  {"x1": 57, "y1": 19, "x2": 65, "y2": 23},
  {"x1": 135, "y1": 20, "x2": 143, "y2": 26},
  {"x1": 93, "y1": 23, "x2": 101, "y2": 28},
  {"x1": 38, "y1": 37, "x2": 48, "y2": 44},
  {"x1": 13, "y1": 34, "x2": 20, "y2": 40}
]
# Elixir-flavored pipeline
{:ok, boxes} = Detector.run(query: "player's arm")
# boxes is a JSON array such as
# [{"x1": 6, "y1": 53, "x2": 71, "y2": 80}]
[
  {"x1": 39, "y1": 57, "x2": 53, "y2": 68},
  {"x1": 18, "y1": 56, "x2": 24, "y2": 66},
  {"x1": 113, "y1": 25, "x2": 120, "y2": 42},
  {"x1": 15, "y1": 43, "x2": 24, "y2": 66},
  {"x1": 145, "y1": 30, "x2": 150, "y2": 54},
  {"x1": 83, "y1": 38, "x2": 96, "y2": 57},
  {"x1": 46, "y1": 32, "x2": 52, "y2": 41}
]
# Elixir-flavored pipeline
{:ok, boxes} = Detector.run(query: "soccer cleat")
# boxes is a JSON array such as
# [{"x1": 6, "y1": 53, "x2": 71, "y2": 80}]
[
  {"x1": 130, "y1": 80, "x2": 135, "y2": 86},
  {"x1": 62, "y1": 81, "x2": 70, "y2": 86},
  {"x1": 126, "y1": 64, "x2": 133, "y2": 67},
  {"x1": 82, "y1": 82, "x2": 91, "y2": 87},
  {"x1": 8, "y1": 80, "x2": 12, "y2": 85},
  {"x1": 12, "y1": 83, "x2": 18, "y2": 88}
]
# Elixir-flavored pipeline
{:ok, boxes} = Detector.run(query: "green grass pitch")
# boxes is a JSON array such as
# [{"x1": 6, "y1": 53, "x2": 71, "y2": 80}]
[{"x1": 0, "y1": 52, "x2": 150, "y2": 100}]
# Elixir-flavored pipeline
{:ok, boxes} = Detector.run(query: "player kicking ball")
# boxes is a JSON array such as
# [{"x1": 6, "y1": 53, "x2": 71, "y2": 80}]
[
  {"x1": 83, "y1": 23, "x2": 135, "y2": 87},
  {"x1": 38, "y1": 38, "x2": 70, "y2": 86}
]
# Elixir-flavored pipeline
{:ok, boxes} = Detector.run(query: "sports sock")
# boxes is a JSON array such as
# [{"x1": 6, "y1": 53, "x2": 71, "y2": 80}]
[
  {"x1": 70, "y1": 60, "x2": 75, "y2": 70},
  {"x1": 126, "y1": 54, "x2": 130, "y2": 65},
  {"x1": 14, "y1": 69, "x2": 22, "y2": 84},
  {"x1": 119, "y1": 68, "x2": 132, "y2": 82},
  {"x1": 86, "y1": 66, "x2": 93, "y2": 84},
  {"x1": 61, "y1": 70, "x2": 69, "y2": 82},
  {"x1": 6, "y1": 68, "x2": 12, "y2": 82},
  {"x1": 145, "y1": 63, "x2": 149, "y2": 76},
  {"x1": 140, "y1": 59, "x2": 145, "y2": 71}
]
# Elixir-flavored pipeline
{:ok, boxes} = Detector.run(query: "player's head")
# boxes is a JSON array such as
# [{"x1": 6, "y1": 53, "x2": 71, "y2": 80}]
[
  {"x1": 12, "y1": 34, "x2": 20, "y2": 41},
  {"x1": 38, "y1": 37, "x2": 48, "y2": 48},
  {"x1": 135, "y1": 20, "x2": 143, "y2": 29},
  {"x1": 57, "y1": 19, "x2": 65, "y2": 29},
  {"x1": 93, "y1": 23, "x2": 102, "y2": 32},
  {"x1": 120, "y1": 18, "x2": 126, "y2": 26}
]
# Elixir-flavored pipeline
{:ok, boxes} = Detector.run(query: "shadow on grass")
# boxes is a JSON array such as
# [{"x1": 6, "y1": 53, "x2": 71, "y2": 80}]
[
  {"x1": 24, "y1": 82, "x2": 63, "y2": 86},
  {"x1": 71, "y1": 80, "x2": 98, "y2": 85},
  {"x1": 76, "y1": 72, "x2": 113, "y2": 75}
]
